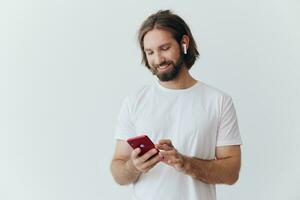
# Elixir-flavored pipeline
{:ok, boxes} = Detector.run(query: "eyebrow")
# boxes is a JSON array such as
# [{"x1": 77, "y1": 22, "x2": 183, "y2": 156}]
[{"x1": 144, "y1": 43, "x2": 171, "y2": 51}]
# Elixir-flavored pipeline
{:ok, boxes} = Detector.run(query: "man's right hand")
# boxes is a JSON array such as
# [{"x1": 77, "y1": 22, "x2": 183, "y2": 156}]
[{"x1": 128, "y1": 148, "x2": 163, "y2": 173}]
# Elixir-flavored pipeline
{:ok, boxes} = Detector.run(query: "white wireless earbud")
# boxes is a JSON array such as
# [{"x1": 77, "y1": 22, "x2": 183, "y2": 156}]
[{"x1": 182, "y1": 44, "x2": 187, "y2": 54}]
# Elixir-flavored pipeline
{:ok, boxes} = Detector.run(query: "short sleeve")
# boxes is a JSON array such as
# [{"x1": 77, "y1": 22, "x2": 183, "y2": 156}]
[
  {"x1": 216, "y1": 95, "x2": 242, "y2": 146},
  {"x1": 114, "y1": 97, "x2": 136, "y2": 140}
]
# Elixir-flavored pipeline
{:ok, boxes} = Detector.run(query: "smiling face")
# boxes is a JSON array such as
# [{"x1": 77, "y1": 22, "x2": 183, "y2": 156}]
[{"x1": 143, "y1": 28, "x2": 185, "y2": 82}]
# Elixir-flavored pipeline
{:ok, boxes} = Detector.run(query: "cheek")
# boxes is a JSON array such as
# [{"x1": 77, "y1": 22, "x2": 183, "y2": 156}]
[
  {"x1": 164, "y1": 50, "x2": 179, "y2": 61},
  {"x1": 170, "y1": 50, "x2": 181, "y2": 60},
  {"x1": 146, "y1": 57, "x2": 155, "y2": 67}
]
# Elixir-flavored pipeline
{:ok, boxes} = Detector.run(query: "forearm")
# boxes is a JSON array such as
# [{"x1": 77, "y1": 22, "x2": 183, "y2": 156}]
[
  {"x1": 110, "y1": 159, "x2": 141, "y2": 185},
  {"x1": 183, "y1": 156, "x2": 240, "y2": 185}
]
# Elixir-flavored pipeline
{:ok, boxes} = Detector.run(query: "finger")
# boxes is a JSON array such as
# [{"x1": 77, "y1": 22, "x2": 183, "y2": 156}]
[
  {"x1": 158, "y1": 139, "x2": 173, "y2": 147},
  {"x1": 162, "y1": 157, "x2": 177, "y2": 165},
  {"x1": 158, "y1": 154, "x2": 174, "y2": 164},
  {"x1": 140, "y1": 154, "x2": 162, "y2": 170},
  {"x1": 159, "y1": 149, "x2": 177, "y2": 156},
  {"x1": 139, "y1": 148, "x2": 158, "y2": 162},
  {"x1": 156, "y1": 143, "x2": 173, "y2": 151},
  {"x1": 159, "y1": 152, "x2": 181, "y2": 164},
  {"x1": 144, "y1": 160, "x2": 159, "y2": 172},
  {"x1": 131, "y1": 148, "x2": 141, "y2": 159},
  {"x1": 158, "y1": 152, "x2": 165, "y2": 160}
]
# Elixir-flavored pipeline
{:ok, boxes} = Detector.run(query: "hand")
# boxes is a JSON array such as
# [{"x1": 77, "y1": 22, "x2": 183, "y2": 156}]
[
  {"x1": 156, "y1": 139, "x2": 186, "y2": 172},
  {"x1": 129, "y1": 148, "x2": 163, "y2": 173}
]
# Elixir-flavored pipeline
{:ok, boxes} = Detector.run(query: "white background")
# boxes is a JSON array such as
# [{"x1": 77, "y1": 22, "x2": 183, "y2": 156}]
[{"x1": 1, "y1": 0, "x2": 300, "y2": 199}]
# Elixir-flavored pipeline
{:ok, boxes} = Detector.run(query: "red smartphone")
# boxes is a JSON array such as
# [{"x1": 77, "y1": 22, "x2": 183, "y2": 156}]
[{"x1": 127, "y1": 135, "x2": 158, "y2": 157}]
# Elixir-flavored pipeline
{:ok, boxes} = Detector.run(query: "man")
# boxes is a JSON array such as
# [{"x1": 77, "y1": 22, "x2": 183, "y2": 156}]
[{"x1": 110, "y1": 10, "x2": 242, "y2": 200}]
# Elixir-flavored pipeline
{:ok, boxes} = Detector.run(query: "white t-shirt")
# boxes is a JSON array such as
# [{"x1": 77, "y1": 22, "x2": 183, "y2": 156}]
[{"x1": 115, "y1": 81, "x2": 242, "y2": 200}]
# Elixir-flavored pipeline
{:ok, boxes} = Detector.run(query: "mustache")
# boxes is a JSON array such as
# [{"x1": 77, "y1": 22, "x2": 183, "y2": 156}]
[{"x1": 154, "y1": 61, "x2": 173, "y2": 69}]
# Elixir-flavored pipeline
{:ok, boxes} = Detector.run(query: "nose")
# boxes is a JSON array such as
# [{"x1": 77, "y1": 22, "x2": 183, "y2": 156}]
[{"x1": 153, "y1": 52, "x2": 165, "y2": 66}]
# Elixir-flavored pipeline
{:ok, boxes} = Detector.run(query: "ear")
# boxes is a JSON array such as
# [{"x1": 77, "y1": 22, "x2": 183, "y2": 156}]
[{"x1": 181, "y1": 35, "x2": 190, "y2": 51}]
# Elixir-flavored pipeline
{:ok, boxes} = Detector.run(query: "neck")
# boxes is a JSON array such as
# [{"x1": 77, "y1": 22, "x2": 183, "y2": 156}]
[{"x1": 158, "y1": 66, "x2": 198, "y2": 90}]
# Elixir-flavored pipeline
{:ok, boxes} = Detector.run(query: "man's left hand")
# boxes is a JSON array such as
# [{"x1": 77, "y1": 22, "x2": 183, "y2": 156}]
[{"x1": 156, "y1": 139, "x2": 186, "y2": 172}]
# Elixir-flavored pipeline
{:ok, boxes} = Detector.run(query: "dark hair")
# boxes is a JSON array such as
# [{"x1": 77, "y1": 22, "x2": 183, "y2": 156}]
[{"x1": 138, "y1": 10, "x2": 199, "y2": 70}]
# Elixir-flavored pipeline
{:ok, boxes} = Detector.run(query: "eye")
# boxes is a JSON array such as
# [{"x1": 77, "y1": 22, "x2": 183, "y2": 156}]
[
  {"x1": 146, "y1": 51, "x2": 153, "y2": 56},
  {"x1": 161, "y1": 46, "x2": 170, "y2": 51}
]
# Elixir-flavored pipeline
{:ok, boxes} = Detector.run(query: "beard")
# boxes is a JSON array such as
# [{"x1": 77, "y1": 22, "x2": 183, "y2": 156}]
[{"x1": 150, "y1": 54, "x2": 185, "y2": 82}]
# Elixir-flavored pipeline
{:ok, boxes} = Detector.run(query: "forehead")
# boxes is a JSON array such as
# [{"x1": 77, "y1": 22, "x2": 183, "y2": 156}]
[{"x1": 143, "y1": 28, "x2": 176, "y2": 50}]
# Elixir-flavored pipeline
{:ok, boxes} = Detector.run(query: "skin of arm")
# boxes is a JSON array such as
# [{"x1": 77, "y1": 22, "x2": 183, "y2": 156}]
[
  {"x1": 110, "y1": 140, "x2": 163, "y2": 185},
  {"x1": 156, "y1": 139, "x2": 241, "y2": 185}
]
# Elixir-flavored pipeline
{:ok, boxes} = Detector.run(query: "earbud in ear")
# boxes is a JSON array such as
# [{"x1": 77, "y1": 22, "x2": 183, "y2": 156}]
[{"x1": 182, "y1": 44, "x2": 187, "y2": 54}]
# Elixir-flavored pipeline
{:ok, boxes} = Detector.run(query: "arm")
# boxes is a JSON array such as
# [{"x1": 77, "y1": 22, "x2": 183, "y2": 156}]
[
  {"x1": 110, "y1": 140, "x2": 141, "y2": 185},
  {"x1": 157, "y1": 140, "x2": 241, "y2": 185},
  {"x1": 110, "y1": 139, "x2": 162, "y2": 185},
  {"x1": 183, "y1": 145, "x2": 241, "y2": 185}
]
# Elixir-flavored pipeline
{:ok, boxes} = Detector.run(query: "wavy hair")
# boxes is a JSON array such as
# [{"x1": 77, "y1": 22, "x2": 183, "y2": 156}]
[{"x1": 138, "y1": 10, "x2": 199, "y2": 70}]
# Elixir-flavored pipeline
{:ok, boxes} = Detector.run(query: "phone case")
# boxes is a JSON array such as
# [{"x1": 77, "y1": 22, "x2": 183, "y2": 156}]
[{"x1": 127, "y1": 135, "x2": 158, "y2": 156}]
